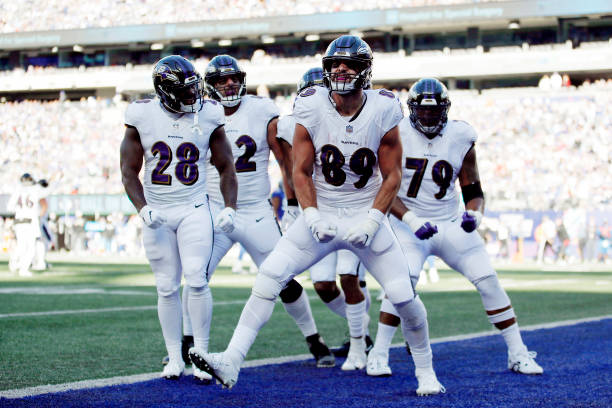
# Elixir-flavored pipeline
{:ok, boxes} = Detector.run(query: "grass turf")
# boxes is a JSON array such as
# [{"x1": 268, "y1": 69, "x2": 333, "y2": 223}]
[{"x1": 0, "y1": 260, "x2": 610, "y2": 390}]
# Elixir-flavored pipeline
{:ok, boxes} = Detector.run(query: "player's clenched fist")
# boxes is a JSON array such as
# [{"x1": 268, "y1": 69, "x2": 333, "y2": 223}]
[
  {"x1": 303, "y1": 207, "x2": 337, "y2": 243},
  {"x1": 139, "y1": 205, "x2": 167, "y2": 229},
  {"x1": 402, "y1": 211, "x2": 438, "y2": 240},
  {"x1": 343, "y1": 208, "x2": 385, "y2": 248},
  {"x1": 215, "y1": 207, "x2": 236, "y2": 233}
]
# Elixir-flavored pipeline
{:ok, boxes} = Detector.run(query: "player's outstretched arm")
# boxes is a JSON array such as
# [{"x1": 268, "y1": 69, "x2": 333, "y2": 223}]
[
  {"x1": 210, "y1": 125, "x2": 238, "y2": 210},
  {"x1": 292, "y1": 123, "x2": 317, "y2": 209},
  {"x1": 372, "y1": 126, "x2": 403, "y2": 214},
  {"x1": 458, "y1": 145, "x2": 485, "y2": 232},
  {"x1": 120, "y1": 125, "x2": 146, "y2": 212}
]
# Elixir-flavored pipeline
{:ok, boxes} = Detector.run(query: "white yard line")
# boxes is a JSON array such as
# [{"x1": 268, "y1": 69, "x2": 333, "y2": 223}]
[
  {"x1": 0, "y1": 299, "x2": 248, "y2": 319},
  {"x1": 1, "y1": 314, "x2": 609, "y2": 399}
]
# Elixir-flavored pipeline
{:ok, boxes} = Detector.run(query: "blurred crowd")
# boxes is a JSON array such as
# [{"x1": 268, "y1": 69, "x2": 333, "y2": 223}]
[{"x1": 1, "y1": 0, "x2": 509, "y2": 33}]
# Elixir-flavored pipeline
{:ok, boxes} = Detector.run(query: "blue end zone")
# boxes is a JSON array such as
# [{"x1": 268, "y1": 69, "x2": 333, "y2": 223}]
[{"x1": 3, "y1": 319, "x2": 611, "y2": 407}]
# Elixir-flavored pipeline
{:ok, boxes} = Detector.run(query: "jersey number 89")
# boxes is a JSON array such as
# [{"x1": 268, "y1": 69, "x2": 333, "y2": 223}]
[{"x1": 320, "y1": 144, "x2": 376, "y2": 189}]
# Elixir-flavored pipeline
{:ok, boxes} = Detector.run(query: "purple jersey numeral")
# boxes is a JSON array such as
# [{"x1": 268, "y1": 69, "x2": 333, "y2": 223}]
[
  {"x1": 235, "y1": 135, "x2": 257, "y2": 173},
  {"x1": 175, "y1": 142, "x2": 200, "y2": 185},
  {"x1": 151, "y1": 141, "x2": 172, "y2": 185}
]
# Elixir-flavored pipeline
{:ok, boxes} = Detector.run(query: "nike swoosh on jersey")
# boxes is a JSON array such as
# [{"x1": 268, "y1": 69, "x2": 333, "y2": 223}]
[
  {"x1": 195, "y1": 203, "x2": 205, "y2": 208},
  {"x1": 255, "y1": 217, "x2": 264, "y2": 222}
]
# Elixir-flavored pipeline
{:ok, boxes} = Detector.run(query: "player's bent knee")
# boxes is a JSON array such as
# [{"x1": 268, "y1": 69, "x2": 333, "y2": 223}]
[
  {"x1": 252, "y1": 273, "x2": 284, "y2": 301},
  {"x1": 474, "y1": 274, "x2": 511, "y2": 310},
  {"x1": 157, "y1": 286, "x2": 180, "y2": 299},
  {"x1": 279, "y1": 279, "x2": 303, "y2": 303},
  {"x1": 382, "y1": 278, "x2": 414, "y2": 306}
]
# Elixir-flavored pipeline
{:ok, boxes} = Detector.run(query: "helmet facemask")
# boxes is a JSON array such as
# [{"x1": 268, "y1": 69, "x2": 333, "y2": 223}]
[
  {"x1": 160, "y1": 77, "x2": 203, "y2": 113},
  {"x1": 206, "y1": 73, "x2": 246, "y2": 107},
  {"x1": 408, "y1": 93, "x2": 451, "y2": 138},
  {"x1": 323, "y1": 58, "x2": 371, "y2": 94}
]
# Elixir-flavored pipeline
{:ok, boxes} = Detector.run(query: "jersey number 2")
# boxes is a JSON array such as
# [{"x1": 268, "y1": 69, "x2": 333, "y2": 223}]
[
  {"x1": 405, "y1": 157, "x2": 453, "y2": 199},
  {"x1": 151, "y1": 141, "x2": 200, "y2": 186}
]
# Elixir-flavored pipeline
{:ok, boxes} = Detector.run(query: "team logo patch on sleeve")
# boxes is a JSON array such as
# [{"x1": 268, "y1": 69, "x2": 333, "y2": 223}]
[
  {"x1": 378, "y1": 89, "x2": 395, "y2": 98},
  {"x1": 299, "y1": 88, "x2": 316, "y2": 97}
]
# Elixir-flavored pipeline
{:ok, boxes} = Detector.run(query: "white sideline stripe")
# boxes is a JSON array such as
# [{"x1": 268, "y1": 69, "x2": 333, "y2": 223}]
[
  {"x1": 0, "y1": 296, "x2": 323, "y2": 319},
  {"x1": 0, "y1": 299, "x2": 247, "y2": 319},
  {"x1": 1, "y1": 314, "x2": 609, "y2": 399}
]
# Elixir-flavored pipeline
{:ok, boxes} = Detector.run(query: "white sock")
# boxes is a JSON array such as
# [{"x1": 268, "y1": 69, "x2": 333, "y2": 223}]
[
  {"x1": 182, "y1": 285, "x2": 193, "y2": 336},
  {"x1": 501, "y1": 323, "x2": 526, "y2": 355},
  {"x1": 346, "y1": 300, "x2": 366, "y2": 338},
  {"x1": 360, "y1": 282, "x2": 371, "y2": 313},
  {"x1": 371, "y1": 322, "x2": 398, "y2": 357},
  {"x1": 226, "y1": 295, "x2": 275, "y2": 364},
  {"x1": 360, "y1": 282, "x2": 371, "y2": 335},
  {"x1": 282, "y1": 290, "x2": 318, "y2": 337},
  {"x1": 188, "y1": 285, "x2": 213, "y2": 352},
  {"x1": 157, "y1": 291, "x2": 183, "y2": 363},
  {"x1": 325, "y1": 289, "x2": 347, "y2": 319},
  {"x1": 397, "y1": 296, "x2": 432, "y2": 370}
]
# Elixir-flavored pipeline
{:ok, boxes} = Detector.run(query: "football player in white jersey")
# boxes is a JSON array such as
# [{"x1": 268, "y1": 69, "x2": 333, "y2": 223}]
[
  {"x1": 367, "y1": 78, "x2": 543, "y2": 377},
  {"x1": 7, "y1": 173, "x2": 44, "y2": 277},
  {"x1": 177, "y1": 55, "x2": 335, "y2": 369},
  {"x1": 120, "y1": 55, "x2": 238, "y2": 381},
  {"x1": 190, "y1": 36, "x2": 444, "y2": 396},
  {"x1": 32, "y1": 178, "x2": 52, "y2": 271},
  {"x1": 277, "y1": 67, "x2": 374, "y2": 360}
]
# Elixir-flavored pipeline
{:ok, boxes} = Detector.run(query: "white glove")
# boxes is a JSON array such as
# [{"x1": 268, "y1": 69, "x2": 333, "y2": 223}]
[
  {"x1": 215, "y1": 207, "x2": 236, "y2": 233},
  {"x1": 139, "y1": 205, "x2": 167, "y2": 229},
  {"x1": 303, "y1": 207, "x2": 337, "y2": 243},
  {"x1": 402, "y1": 211, "x2": 438, "y2": 240},
  {"x1": 281, "y1": 205, "x2": 300, "y2": 231},
  {"x1": 343, "y1": 208, "x2": 385, "y2": 248}
]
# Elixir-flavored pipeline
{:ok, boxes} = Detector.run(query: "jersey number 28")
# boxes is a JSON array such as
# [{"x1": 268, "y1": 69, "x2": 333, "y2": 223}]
[{"x1": 151, "y1": 141, "x2": 199, "y2": 186}]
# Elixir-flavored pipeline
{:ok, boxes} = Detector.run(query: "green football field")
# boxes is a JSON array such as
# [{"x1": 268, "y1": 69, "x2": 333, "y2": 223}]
[{"x1": 1, "y1": 258, "x2": 611, "y2": 391}]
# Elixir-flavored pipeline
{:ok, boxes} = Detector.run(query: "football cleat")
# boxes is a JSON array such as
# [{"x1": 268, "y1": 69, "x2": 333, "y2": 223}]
[
  {"x1": 181, "y1": 335, "x2": 194, "y2": 363},
  {"x1": 415, "y1": 367, "x2": 445, "y2": 396},
  {"x1": 162, "y1": 335, "x2": 194, "y2": 366},
  {"x1": 508, "y1": 349, "x2": 543, "y2": 375},
  {"x1": 306, "y1": 334, "x2": 335, "y2": 368},
  {"x1": 160, "y1": 360, "x2": 185, "y2": 380},
  {"x1": 189, "y1": 348, "x2": 239, "y2": 389},
  {"x1": 192, "y1": 363, "x2": 213, "y2": 384},
  {"x1": 332, "y1": 334, "x2": 373, "y2": 358},
  {"x1": 341, "y1": 337, "x2": 367, "y2": 371},
  {"x1": 366, "y1": 351, "x2": 392, "y2": 377}
]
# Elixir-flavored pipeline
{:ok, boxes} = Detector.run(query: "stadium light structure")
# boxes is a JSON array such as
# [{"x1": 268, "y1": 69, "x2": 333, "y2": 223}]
[
  {"x1": 73, "y1": 45, "x2": 83, "y2": 52},
  {"x1": 150, "y1": 43, "x2": 164, "y2": 50},
  {"x1": 508, "y1": 20, "x2": 521, "y2": 30},
  {"x1": 305, "y1": 34, "x2": 320, "y2": 42},
  {"x1": 262, "y1": 35, "x2": 275, "y2": 44},
  {"x1": 218, "y1": 39, "x2": 232, "y2": 47},
  {"x1": 51, "y1": 46, "x2": 58, "y2": 53},
  {"x1": 191, "y1": 39, "x2": 205, "y2": 48}
]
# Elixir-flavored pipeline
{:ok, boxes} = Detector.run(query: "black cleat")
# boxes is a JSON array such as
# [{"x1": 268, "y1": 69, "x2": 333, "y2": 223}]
[
  {"x1": 332, "y1": 335, "x2": 373, "y2": 357},
  {"x1": 162, "y1": 335, "x2": 194, "y2": 366},
  {"x1": 182, "y1": 335, "x2": 194, "y2": 363},
  {"x1": 306, "y1": 334, "x2": 335, "y2": 367}
]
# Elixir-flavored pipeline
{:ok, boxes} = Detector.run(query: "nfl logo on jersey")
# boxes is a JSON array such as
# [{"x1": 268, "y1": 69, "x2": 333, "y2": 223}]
[{"x1": 346, "y1": 125, "x2": 353, "y2": 133}]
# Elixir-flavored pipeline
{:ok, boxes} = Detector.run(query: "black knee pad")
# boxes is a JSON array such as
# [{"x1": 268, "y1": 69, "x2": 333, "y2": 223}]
[
  {"x1": 279, "y1": 278, "x2": 303, "y2": 303},
  {"x1": 359, "y1": 280, "x2": 366, "y2": 288}
]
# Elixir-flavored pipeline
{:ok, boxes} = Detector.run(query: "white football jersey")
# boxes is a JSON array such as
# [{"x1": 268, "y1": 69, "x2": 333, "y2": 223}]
[
  {"x1": 124, "y1": 98, "x2": 224, "y2": 207},
  {"x1": 206, "y1": 95, "x2": 280, "y2": 207},
  {"x1": 293, "y1": 87, "x2": 403, "y2": 209},
  {"x1": 276, "y1": 114, "x2": 296, "y2": 146},
  {"x1": 8, "y1": 185, "x2": 41, "y2": 220},
  {"x1": 398, "y1": 118, "x2": 477, "y2": 221}
]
